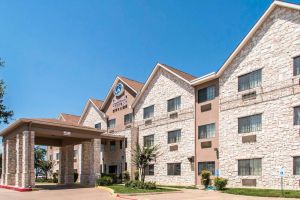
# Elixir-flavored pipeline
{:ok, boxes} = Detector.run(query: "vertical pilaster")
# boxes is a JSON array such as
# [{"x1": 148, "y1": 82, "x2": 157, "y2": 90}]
[
  {"x1": 15, "y1": 133, "x2": 23, "y2": 187},
  {"x1": 1, "y1": 138, "x2": 6, "y2": 185},
  {"x1": 59, "y1": 145, "x2": 74, "y2": 184},
  {"x1": 89, "y1": 139, "x2": 101, "y2": 185},
  {"x1": 80, "y1": 141, "x2": 91, "y2": 185},
  {"x1": 5, "y1": 137, "x2": 16, "y2": 186},
  {"x1": 22, "y1": 131, "x2": 35, "y2": 188}
]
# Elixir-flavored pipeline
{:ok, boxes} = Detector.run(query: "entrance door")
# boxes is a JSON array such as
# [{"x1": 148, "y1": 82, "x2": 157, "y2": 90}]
[{"x1": 109, "y1": 165, "x2": 118, "y2": 174}]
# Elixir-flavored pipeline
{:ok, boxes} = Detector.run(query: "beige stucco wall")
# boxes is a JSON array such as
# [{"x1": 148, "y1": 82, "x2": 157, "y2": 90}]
[
  {"x1": 219, "y1": 7, "x2": 300, "y2": 189},
  {"x1": 135, "y1": 68, "x2": 195, "y2": 185}
]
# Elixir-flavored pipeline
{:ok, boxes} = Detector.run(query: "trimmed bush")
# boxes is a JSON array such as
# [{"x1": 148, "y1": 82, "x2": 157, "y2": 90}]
[
  {"x1": 201, "y1": 170, "x2": 211, "y2": 188},
  {"x1": 35, "y1": 178, "x2": 56, "y2": 183},
  {"x1": 123, "y1": 171, "x2": 130, "y2": 182},
  {"x1": 101, "y1": 173, "x2": 117, "y2": 183},
  {"x1": 125, "y1": 180, "x2": 157, "y2": 190},
  {"x1": 214, "y1": 177, "x2": 228, "y2": 190},
  {"x1": 134, "y1": 170, "x2": 139, "y2": 180},
  {"x1": 96, "y1": 176, "x2": 113, "y2": 186}
]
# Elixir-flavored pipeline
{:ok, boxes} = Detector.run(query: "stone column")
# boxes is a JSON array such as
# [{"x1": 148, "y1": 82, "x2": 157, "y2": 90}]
[
  {"x1": 80, "y1": 141, "x2": 91, "y2": 185},
  {"x1": 15, "y1": 133, "x2": 23, "y2": 187},
  {"x1": 22, "y1": 131, "x2": 35, "y2": 188},
  {"x1": 5, "y1": 137, "x2": 16, "y2": 186},
  {"x1": 59, "y1": 145, "x2": 74, "y2": 184},
  {"x1": 89, "y1": 139, "x2": 101, "y2": 185},
  {"x1": 1, "y1": 138, "x2": 6, "y2": 185}
]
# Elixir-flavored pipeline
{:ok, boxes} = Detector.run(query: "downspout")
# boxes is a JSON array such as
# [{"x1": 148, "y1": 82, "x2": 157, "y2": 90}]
[{"x1": 194, "y1": 88, "x2": 197, "y2": 186}]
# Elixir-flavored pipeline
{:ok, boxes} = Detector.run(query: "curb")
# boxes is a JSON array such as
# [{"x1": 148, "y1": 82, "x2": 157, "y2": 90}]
[{"x1": 0, "y1": 185, "x2": 34, "y2": 192}]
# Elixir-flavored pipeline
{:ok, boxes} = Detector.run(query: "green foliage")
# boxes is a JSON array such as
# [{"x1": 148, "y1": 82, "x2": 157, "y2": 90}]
[
  {"x1": 34, "y1": 146, "x2": 47, "y2": 178},
  {"x1": 125, "y1": 180, "x2": 157, "y2": 190},
  {"x1": 214, "y1": 177, "x2": 228, "y2": 190},
  {"x1": 223, "y1": 188, "x2": 300, "y2": 198},
  {"x1": 0, "y1": 58, "x2": 13, "y2": 124},
  {"x1": 132, "y1": 144, "x2": 160, "y2": 183},
  {"x1": 123, "y1": 171, "x2": 130, "y2": 182},
  {"x1": 201, "y1": 170, "x2": 211, "y2": 188},
  {"x1": 35, "y1": 178, "x2": 56, "y2": 183},
  {"x1": 134, "y1": 170, "x2": 139, "y2": 180},
  {"x1": 74, "y1": 172, "x2": 79, "y2": 183},
  {"x1": 53, "y1": 172, "x2": 58, "y2": 183},
  {"x1": 96, "y1": 176, "x2": 113, "y2": 186},
  {"x1": 40, "y1": 160, "x2": 54, "y2": 179},
  {"x1": 101, "y1": 173, "x2": 117, "y2": 183}
]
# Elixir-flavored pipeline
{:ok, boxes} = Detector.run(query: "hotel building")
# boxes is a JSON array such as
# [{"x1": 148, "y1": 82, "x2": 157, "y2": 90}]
[{"x1": 43, "y1": 0, "x2": 300, "y2": 189}]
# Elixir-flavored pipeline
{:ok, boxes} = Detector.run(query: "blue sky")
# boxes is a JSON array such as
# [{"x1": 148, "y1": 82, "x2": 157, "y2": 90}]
[{"x1": 1, "y1": 0, "x2": 300, "y2": 136}]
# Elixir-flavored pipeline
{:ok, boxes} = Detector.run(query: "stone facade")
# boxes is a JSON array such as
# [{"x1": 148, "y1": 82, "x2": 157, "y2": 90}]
[
  {"x1": 219, "y1": 7, "x2": 300, "y2": 189},
  {"x1": 135, "y1": 68, "x2": 195, "y2": 185}
]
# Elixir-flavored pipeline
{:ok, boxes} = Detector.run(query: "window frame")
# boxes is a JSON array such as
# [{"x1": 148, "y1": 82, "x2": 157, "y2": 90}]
[
  {"x1": 198, "y1": 123, "x2": 216, "y2": 139},
  {"x1": 294, "y1": 106, "x2": 300, "y2": 125},
  {"x1": 143, "y1": 105, "x2": 154, "y2": 119},
  {"x1": 168, "y1": 129, "x2": 181, "y2": 144},
  {"x1": 198, "y1": 161, "x2": 215, "y2": 175},
  {"x1": 294, "y1": 157, "x2": 300, "y2": 175},
  {"x1": 198, "y1": 85, "x2": 216, "y2": 103},
  {"x1": 108, "y1": 119, "x2": 116, "y2": 129},
  {"x1": 167, "y1": 163, "x2": 181, "y2": 176},
  {"x1": 238, "y1": 114, "x2": 262, "y2": 133},
  {"x1": 144, "y1": 134, "x2": 154, "y2": 148},
  {"x1": 110, "y1": 141, "x2": 116, "y2": 151},
  {"x1": 167, "y1": 96, "x2": 181, "y2": 112},
  {"x1": 124, "y1": 113, "x2": 133, "y2": 125},
  {"x1": 145, "y1": 164, "x2": 155, "y2": 176},
  {"x1": 294, "y1": 56, "x2": 300, "y2": 76},
  {"x1": 238, "y1": 158, "x2": 262, "y2": 176},
  {"x1": 94, "y1": 122, "x2": 101, "y2": 129},
  {"x1": 238, "y1": 69, "x2": 262, "y2": 92}
]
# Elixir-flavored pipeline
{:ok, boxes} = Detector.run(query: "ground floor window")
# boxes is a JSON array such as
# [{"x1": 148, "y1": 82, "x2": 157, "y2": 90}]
[
  {"x1": 294, "y1": 157, "x2": 300, "y2": 175},
  {"x1": 294, "y1": 106, "x2": 300, "y2": 125},
  {"x1": 109, "y1": 165, "x2": 118, "y2": 174},
  {"x1": 238, "y1": 158, "x2": 261, "y2": 176},
  {"x1": 198, "y1": 162, "x2": 215, "y2": 175},
  {"x1": 145, "y1": 164, "x2": 154, "y2": 176},
  {"x1": 167, "y1": 163, "x2": 181, "y2": 176}
]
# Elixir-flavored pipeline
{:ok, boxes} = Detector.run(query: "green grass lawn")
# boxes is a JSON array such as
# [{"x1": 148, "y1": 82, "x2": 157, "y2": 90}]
[
  {"x1": 158, "y1": 185, "x2": 198, "y2": 189},
  {"x1": 106, "y1": 184, "x2": 179, "y2": 194},
  {"x1": 223, "y1": 188, "x2": 300, "y2": 198}
]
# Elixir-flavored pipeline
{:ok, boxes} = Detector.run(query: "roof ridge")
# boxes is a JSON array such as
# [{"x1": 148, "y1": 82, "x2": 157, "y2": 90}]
[
  {"x1": 160, "y1": 63, "x2": 197, "y2": 80},
  {"x1": 119, "y1": 76, "x2": 144, "y2": 85},
  {"x1": 90, "y1": 98, "x2": 103, "y2": 102},
  {"x1": 60, "y1": 113, "x2": 80, "y2": 117}
]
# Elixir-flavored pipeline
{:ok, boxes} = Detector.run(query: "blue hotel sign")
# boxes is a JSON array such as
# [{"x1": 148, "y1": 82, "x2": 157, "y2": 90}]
[{"x1": 114, "y1": 83, "x2": 124, "y2": 97}]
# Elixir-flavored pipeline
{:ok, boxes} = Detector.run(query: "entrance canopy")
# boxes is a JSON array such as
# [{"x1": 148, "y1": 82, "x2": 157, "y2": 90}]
[{"x1": 0, "y1": 118, "x2": 124, "y2": 189}]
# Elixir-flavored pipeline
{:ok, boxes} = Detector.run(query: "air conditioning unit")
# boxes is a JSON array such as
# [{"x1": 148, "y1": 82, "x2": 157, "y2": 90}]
[
  {"x1": 169, "y1": 112, "x2": 178, "y2": 119},
  {"x1": 145, "y1": 119, "x2": 152, "y2": 126}
]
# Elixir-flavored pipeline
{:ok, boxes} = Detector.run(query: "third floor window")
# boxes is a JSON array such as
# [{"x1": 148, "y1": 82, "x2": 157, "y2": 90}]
[
  {"x1": 238, "y1": 114, "x2": 262, "y2": 133},
  {"x1": 124, "y1": 113, "x2": 133, "y2": 125},
  {"x1": 238, "y1": 69, "x2": 262, "y2": 92},
  {"x1": 198, "y1": 86, "x2": 215, "y2": 103},
  {"x1": 143, "y1": 105, "x2": 154, "y2": 119},
  {"x1": 198, "y1": 123, "x2": 216, "y2": 139},
  {"x1": 108, "y1": 119, "x2": 116, "y2": 129},
  {"x1": 167, "y1": 96, "x2": 181, "y2": 112},
  {"x1": 294, "y1": 56, "x2": 300, "y2": 76}
]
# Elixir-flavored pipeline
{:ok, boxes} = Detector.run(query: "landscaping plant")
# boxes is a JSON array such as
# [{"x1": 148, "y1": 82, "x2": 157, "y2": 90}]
[
  {"x1": 96, "y1": 176, "x2": 113, "y2": 186},
  {"x1": 201, "y1": 170, "x2": 211, "y2": 188},
  {"x1": 125, "y1": 180, "x2": 157, "y2": 190},
  {"x1": 214, "y1": 177, "x2": 228, "y2": 190}
]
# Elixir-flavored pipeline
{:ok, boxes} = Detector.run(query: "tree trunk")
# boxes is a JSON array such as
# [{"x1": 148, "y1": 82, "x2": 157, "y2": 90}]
[
  {"x1": 138, "y1": 167, "x2": 142, "y2": 182},
  {"x1": 141, "y1": 168, "x2": 145, "y2": 183}
]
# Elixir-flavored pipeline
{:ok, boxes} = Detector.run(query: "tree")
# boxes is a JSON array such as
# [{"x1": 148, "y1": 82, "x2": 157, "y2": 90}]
[
  {"x1": 0, "y1": 58, "x2": 13, "y2": 124},
  {"x1": 34, "y1": 146, "x2": 46, "y2": 178},
  {"x1": 40, "y1": 160, "x2": 54, "y2": 179},
  {"x1": 132, "y1": 144, "x2": 160, "y2": 183}
]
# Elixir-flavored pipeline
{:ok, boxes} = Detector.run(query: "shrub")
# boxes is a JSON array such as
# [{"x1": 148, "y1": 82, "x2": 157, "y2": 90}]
[
  {"x1": 123, "y1": 171, "x2": 130, "y2": 182},
  {"x1": 101, "y1": 173, "x2": 117, "y2": 183},
  {"x1": 201, "y1": 170, "x2": 211, "y2": 188},
  {"x1": 96, "y1": 176, "x2": 113, "y2": 186},
  {"x1": 74, "y1": 172, "x2": 79, "y2": 183},
  {"x1": 125, "y1": 180, "x2": 156, "y2": 190},
  {"x1": 35, "y1": 178, "x2": 56, "y2": 183},
  {"x1": 134, "y1": 170, "x2": 139, "y2": 180},
  {"x1": 53, "y1": 172, "x2": 58, "y2": 183},
  {"x1": 214, "y1": 177, "x2": 228, "y2": 190}
]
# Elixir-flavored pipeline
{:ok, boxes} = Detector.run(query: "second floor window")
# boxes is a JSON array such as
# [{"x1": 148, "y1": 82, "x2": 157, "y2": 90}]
[
  {"x1": 143, "y1": 105, "x2": 154, "y2": 119},
  {"x1": 110, "y1": 141, "x2": 116, "y2": 151},
  {"x1": 144, "y1": 134, "x2": 154, "y2": 147},
  {"x1": 167, "y1": 96, "x2": 181, "y2": 112},
  {"x1": 238, "y1": 69, "x2": 262, "y2": 92},
  {"x1": 56, "y1": 153, "x2": 60, "y2": 160},
  {"x1": 198, "y1": 86, "x2": 215, "y2": 103},
  {"x1": 238, "y1": 114, "x2": 262, "y2": 133},
  {"x1": 124, "y1": 113, "x2": 133, "y2": 125},
  {"x1": 294, "y1": 157, "x2": 300, "y2": 175},
  {"x1": 108, "y1": 119, "x2": 116, "y2": 129},
  {"x1": 294, "y1": 106, "x2": 300, "y2": 125},
  {"x1": 95, "y1": 123, "x2": 101, "y2": 129},
  {"x1": 198, "y1": 123, "x2": 215, "y2": 139},
  {"x1": 294, "y1": 56, "x2": 300, "y2": 76},
  {"x1": 238, "y1": 158, "x2": 262, "y2": 176},
  {"x1": 168, "y1": 129, "x2": 181, "y2": 144}
]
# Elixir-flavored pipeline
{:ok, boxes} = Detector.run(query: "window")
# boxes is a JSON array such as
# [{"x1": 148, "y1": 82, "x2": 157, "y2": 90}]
[
  {"x1": 238, "y1": 69, "x2": 262, "y2": 92},
  {"x1": 238, "y1": 158, "x2": 262, "y2": 176},
  {"x1": 198, "y1": 86, "x2": 215, "y2": 103},
  {"x1": 124, "y1": 113, "x2": 133, "y2": 125},
  {"x1": 198, "y1": 123, "x2": 216, "y2": 139},
  {"x1": 125, "y1": 162, "x2": 127, "y2": 171},
  {"x1": 167, "y1": 96, "x2": 181, "y2": 112},
  {"x1": 167, "y1": 163, "x2": 181, "y2": 176},
  {"x1": 294, "y1": 106, "x2": 300, "y2": 125},
  {"x1": 49, "y1": 155, "x2": 53, "y2": 161},
  {"x1": 238, "y1": 114, "x2": 262, "y2": 133},
  {"x1": 55, "y1": 153, "x2": 60, "y2": 160},
  {"x1": 168, "y1": 129, "x2": 181, "y2": 144},
  {"x1": 110, "y1": 141, "x2": 116, "y2": 151},
  {"x1": 294, "y1": 157, "x2": 300, "y2": 175},
  {"x1": 145, "y1": 164, "x2": 154, "y2": 176},
  {"x1": 143, "y1": 105, "x2": 154, "y2": 119},
  {"x1": 125, "y1": 138, "x2": 128, "y2": 148},
  {"x1": 144, "y1": 135, "x2": 154, "y2": 147},
  {"x1": 108, "y1": 119, "x2": 116, "y2": 129},
  {"x1": 95, "y1": 123, "x2": 101, "y2": 129},
  {"x1": 294, "y1": 56, "x2": 300, "y2": 76},
  {"x1": 120, "y1": 141, "x2": 123, "y2": 149},
  {"x1": 198, "y1": 162, "x2": 215, "y2": 175}
]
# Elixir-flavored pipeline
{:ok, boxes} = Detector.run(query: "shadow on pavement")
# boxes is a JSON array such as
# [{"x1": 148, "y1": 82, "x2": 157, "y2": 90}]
[{"x1": 35, "y1": 184, "x2": 94, "y2": 190}]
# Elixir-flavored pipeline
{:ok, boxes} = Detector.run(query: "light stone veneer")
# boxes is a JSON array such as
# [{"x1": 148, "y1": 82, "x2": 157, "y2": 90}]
[
  {"x1": 135, "y1": 68, "x2": 195, "y2": 185},
  {"x1": 219, "y1": 7, "x2": 300, "y2": 189},
  {"x1": 82, "y1": 103, "x2": 107, "y2": 129}
]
